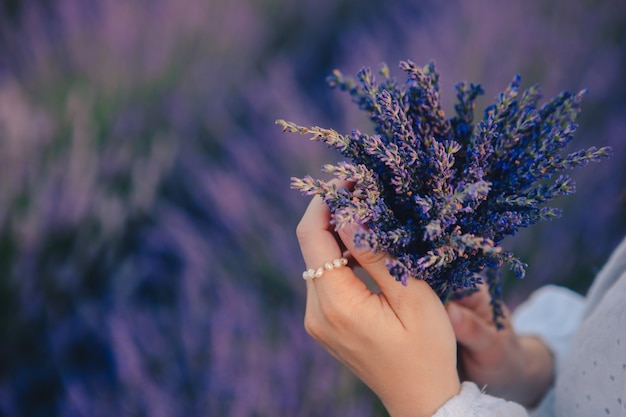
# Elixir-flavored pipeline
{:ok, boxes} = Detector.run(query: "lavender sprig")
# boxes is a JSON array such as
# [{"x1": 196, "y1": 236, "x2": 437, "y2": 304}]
[{"x1": 278, "y1": 60, "x2": 611, "y2": 326}]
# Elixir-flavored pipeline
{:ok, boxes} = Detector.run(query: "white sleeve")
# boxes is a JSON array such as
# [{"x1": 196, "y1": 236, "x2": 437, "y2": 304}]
[
  {"x1": 432, "y1": 382, "x2": 529, "y2": 416},
  {"x1": 433, "y1": 286, "x2": 583, "y2": 417},
  {"x1": 511, "y1": 284, "x2": 585, "y2": 372}
]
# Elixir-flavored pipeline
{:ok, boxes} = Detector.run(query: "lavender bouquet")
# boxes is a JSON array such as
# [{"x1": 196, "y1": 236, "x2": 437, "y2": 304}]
[{"x1": 278, "y1": 60, "x2": 611, "y2": 325}]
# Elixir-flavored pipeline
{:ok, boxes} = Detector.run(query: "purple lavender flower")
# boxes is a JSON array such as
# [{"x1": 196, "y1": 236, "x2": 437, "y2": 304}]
[{"x1": 279, "y1": 60, "x2": 612, "y2": 325}]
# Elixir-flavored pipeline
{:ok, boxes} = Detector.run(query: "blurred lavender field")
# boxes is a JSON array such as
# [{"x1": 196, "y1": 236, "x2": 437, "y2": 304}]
[{"x1": 0, "y1": 0, "x2": 624, "y2": 416}]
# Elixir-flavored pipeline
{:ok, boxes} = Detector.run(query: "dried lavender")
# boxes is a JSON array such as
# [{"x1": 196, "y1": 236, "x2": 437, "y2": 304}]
[{"x1": 278, "y1": 60, "x2": 612, "y2": 326}]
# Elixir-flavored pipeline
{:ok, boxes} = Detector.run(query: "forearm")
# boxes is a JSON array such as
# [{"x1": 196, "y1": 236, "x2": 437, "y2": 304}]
[
  {"x1": 484, "y1": 335, "x2": 553, "y2": 407},
  {"x1": 509, "y1": 284, "x2": 586, "y2": 406},
  {"x1": 515, "y1": 336, "x2": 554, "y2": 407}
]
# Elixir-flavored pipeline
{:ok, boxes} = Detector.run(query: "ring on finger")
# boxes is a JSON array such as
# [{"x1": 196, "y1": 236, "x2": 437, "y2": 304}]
[{"x1": 302, "y1": 257, "x2": 349, "y2": 280}]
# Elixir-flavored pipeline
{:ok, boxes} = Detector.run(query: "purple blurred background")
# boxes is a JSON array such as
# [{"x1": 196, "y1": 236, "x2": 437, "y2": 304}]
[{"x1": 0, "y1": 0, "x2": 624, "y2": 415}]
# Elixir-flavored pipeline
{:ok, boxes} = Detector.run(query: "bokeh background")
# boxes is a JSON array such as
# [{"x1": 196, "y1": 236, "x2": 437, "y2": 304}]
[{"x1": 0, "y1": 0, "x2": 624, "y2": 416}]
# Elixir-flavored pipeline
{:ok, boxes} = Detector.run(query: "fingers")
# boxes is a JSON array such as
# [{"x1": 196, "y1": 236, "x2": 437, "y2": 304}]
[
  {"x1": 453, "y1": 284, "x2": 494, "y2": 319},
  {"x1": 296, "y1": 188, "x2": 370, "y2": 313},
  {"x1": 447, "y1": 302, "x2": 497, "y2": 352},
  {"x1": 336, "y1": 222, "x2": 441, "y2": 320},
  {"x1": 296, "y1": 180, "x2": 441, "y2": 327},
  {"x1": 296, "y1": 194, "x2": 344, "y2": 270},
  {"x1": 447, "y1": 286, "x2": 513, "y2": 352},
  {"x1": 337, "y1": 223, "x2": 391, "y2": 288}
]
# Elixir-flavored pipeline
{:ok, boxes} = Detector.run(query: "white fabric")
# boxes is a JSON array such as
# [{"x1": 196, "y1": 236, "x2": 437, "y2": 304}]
[
  {"x1": 431, "y1": 288, "x2": 585, "y2": 417},
  {"x1": 432, "y1": 236, "x2": 626, "y2": 416},
  {"x1": 509, "y1": 285, "x2": 586, "y2": 416},
  {"x1": 551, "y1": 258, "x2": 626, "y2": 416},
  {"x1": 511, "y1": 285, "x2": 585, "y2": 373},
  {"x1": 432, "y1": 382, "x2": 529, "y2": 417}
]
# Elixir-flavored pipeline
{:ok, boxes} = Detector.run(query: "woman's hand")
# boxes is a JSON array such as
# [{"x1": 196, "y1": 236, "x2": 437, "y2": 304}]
[
  {"x1": 297, "y1": 190, "x2": 460, "y2": 417},
  {"x1": 447, "y1": 287, "x2": 554, "y2": 407}
]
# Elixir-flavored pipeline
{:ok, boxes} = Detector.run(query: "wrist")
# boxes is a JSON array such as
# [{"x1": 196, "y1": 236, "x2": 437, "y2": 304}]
[
  {"x1": 473, "y1": 335, "x2": 552, "y2": 407},
  {"x1": 383, "y1": 369, "x2": 461, "y2": 417},
  {"x1": 516, "y1": 335, "x2": 554, "y2": 407}
]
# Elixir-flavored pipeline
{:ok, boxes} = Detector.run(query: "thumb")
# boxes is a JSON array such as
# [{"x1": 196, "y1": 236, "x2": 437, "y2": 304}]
[
  {"x1": 337, "y1": 223, "x2": 443, "y2": 320},
  {"x1": 337, "y1": 223, "x2": 393, "y2": 289},
  {"x1": 447, "y1": 302, "x2": 497, "y2": 352}
]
